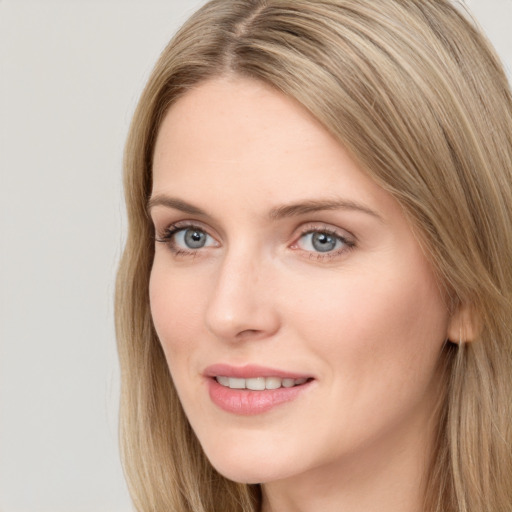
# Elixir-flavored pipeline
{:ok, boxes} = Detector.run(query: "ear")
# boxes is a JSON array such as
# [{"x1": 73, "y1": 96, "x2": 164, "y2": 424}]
[{"x1": 446, "y1": 303, "x2": 482, "y2": 343}]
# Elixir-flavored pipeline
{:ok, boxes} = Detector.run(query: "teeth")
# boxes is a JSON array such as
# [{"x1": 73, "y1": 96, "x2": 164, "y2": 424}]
[
  {"x1": 265, "y1": 377, "x2": 282, "y2": 390},
  {"x1": 282, "y1": 378, "x2": 295, "y2": 388},
  {"x1": 229, "y1": 377, "x2": 246, "y2": 389},
  {"x1": 215, "y1": 376, "x2": 309, "y2": 390},
  {"x1": 216, "y1": 376, "x2": 230, "y2": 386},
  {"x1": 246, "y1": 377, "x2": 265, "y2": 390}
]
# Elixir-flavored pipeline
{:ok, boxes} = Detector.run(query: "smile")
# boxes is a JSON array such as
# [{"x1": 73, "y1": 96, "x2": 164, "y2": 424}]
[
  {"x1": 215, "y1": 376, "x2": 308, "y2": 390},
  {"x1": 206, "y1": 368, "x2": 314, "y2": 415}
]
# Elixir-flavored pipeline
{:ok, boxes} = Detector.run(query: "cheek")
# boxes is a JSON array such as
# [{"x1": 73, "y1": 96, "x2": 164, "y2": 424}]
[
  {"x1": 272, "y1": 258, "x2": 450, "y2": 460},
  {"x1": 149, "y1": 260, "x2": 207, "y2": 357},
  {"x1": 285, "y1": 254, "x2": 449, "y2": 385}
]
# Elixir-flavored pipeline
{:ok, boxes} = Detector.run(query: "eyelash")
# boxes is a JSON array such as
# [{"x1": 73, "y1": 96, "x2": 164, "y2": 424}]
[
  {"x1": 155, "y1": 222, "x2": 356, "y2": 261},
  {"x1": 293, "y1": 226, "x2": 356, "y2": 261},
  {"x1": 155, "y1": 223, "x2": 213, "y2": 257}
]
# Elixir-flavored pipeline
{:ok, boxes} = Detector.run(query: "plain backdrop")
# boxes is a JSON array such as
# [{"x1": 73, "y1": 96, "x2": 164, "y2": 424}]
[{"x1": 0, "y1": 1, "x2": 511, "y2": 511}]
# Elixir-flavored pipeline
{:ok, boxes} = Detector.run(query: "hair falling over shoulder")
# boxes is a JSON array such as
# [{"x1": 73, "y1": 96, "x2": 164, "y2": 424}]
[{"x1": 115, "y1": 1, "x2": 512, "y2": 510}]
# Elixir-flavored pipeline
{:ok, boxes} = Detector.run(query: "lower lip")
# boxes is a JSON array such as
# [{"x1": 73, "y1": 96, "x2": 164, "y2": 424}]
[{"x1": 207, "y1": 378, "x2": 312, "y2": 415}]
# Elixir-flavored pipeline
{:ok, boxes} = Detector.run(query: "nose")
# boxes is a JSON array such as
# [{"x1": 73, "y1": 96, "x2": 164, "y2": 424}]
[{"x1": 204, "y1": 247, "x2": 280, "y2": 342}]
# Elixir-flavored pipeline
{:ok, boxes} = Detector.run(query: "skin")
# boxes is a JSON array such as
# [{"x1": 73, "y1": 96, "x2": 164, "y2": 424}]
[{"x1": 149, "y1": 76, "x2": 457, "y2": 512}]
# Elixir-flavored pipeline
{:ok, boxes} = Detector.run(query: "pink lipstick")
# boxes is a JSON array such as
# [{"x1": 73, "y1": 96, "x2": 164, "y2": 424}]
[{"x1": 204, "y1": 364, "x2": 314, "y2": 415}]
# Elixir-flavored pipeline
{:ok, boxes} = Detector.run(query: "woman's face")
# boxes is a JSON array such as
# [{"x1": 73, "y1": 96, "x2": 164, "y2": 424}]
[{"x1": 149, "y1": 77, "x2": 452, "y2": 485}]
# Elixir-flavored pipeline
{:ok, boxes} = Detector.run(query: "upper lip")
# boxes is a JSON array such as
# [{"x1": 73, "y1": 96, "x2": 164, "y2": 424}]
[{"x1": 203, "y1": 363, "x2": 312, "y2": 380}]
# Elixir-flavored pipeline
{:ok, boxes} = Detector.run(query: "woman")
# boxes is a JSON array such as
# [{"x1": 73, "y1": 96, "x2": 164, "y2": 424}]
[{"x1": 115, "y1": 1, "x2": 512, "y2": 511}]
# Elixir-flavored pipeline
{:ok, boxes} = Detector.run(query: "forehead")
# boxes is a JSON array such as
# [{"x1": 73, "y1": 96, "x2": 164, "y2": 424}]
[
  {"x1": 153, "y1": 77, "x2": 333, "y2": 174},
  {"x1": 151, "y1": 76, "x2": 397, "y2": 219}
]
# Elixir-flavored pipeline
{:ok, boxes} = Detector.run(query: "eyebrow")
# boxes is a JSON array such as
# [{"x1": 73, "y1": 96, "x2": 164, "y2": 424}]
[
  {"x1": 147, "y1": 195, "x2": 207, "y2": 216},
  {"x1": 147, "y1": 194, "x2": 382, "y2": 221},
  {"x1": 268, "y1": 198, "x2": 382, "y2": 221}
]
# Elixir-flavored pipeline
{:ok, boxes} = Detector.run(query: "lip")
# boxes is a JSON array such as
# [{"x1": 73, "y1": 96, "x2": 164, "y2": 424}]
[
  {"x1": 203, "y1": 363, "x2": 311, "y2": 380},
  {"x1": 203, "y1": 364, "x2": 314, "y2": 415}
]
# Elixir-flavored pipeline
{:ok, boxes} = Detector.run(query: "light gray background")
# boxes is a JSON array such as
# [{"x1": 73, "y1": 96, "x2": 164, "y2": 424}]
[{"x1": 0, "y1": 1, "x2": 511, "y2": 511}]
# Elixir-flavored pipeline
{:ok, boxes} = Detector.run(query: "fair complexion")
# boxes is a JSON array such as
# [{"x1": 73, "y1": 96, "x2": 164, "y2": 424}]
[{"x1": 149, "y1": 76, "x2": 455, "y2": 512}]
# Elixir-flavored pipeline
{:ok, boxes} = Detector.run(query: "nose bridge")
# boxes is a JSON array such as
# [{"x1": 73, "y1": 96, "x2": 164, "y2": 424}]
[{"x1": 205, "y1": 242, "x2": 279, "y2": 341}]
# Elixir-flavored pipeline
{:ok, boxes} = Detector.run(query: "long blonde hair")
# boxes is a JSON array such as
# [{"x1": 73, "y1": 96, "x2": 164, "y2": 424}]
[{"x1": 115, "y1": 1, "x2": 512, "y2": 510}]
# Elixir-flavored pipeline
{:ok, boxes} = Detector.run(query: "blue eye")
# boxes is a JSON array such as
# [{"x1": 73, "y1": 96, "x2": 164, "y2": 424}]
[
  {"x1": 175, "y1": 228, "x2": 211, "y2": 249},
  {"x1": 297, "y1": 231, "x2": 347, "y2": 253},
  {"x1": 156, "y1": 225, "x2": 217, "y2": 253}
]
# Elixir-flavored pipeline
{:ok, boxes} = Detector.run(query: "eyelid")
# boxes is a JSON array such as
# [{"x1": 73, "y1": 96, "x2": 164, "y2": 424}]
[
  {"x1": 155, "y1": 219, "x2": 217, "y2": 239},
  {"x1": 289, "y1": 222, "x2": 357, "y2": 259},
  {"x1": 290, "y1": 222, "x2": 356, "y2": 246},
  {"x1": 155, "y1": 220, "x2": 220, "y2": 254}
]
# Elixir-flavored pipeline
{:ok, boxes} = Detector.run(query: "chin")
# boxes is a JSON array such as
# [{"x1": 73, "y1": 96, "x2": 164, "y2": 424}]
[
  {"x1": 203, "y1": 442, "x2": 304, "y2": 485},
  {"x1": 210, "y1": 460, "x2": 287, "y2": 485}
]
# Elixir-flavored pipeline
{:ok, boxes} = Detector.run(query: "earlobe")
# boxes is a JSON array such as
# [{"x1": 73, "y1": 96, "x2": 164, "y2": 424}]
[{"x1": 446, "y1": 304, "x2": 482, "y2": 344}]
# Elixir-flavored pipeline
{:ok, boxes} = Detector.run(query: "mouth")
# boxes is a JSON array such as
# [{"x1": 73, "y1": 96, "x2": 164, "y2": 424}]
[
  {"x1": 214, "y1": 376, "x2": 310, "y2": 390},
  {"x1": 204, "y1": 365, "x2": 314, "y2": 415}
]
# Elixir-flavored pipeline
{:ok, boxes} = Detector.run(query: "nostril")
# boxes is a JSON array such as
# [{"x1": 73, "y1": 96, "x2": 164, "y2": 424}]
[{"x1": 235, "y1": 328, "x2": 261, "y2": 339}]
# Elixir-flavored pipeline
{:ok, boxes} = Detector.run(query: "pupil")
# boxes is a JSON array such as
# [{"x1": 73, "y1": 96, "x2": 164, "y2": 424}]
[
  {"x1": 312, "y1": 232, "x2": 337, "y2": 252},
  {"x1": 185, "y1": 229, "x2": 206, "y2": 249}
]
